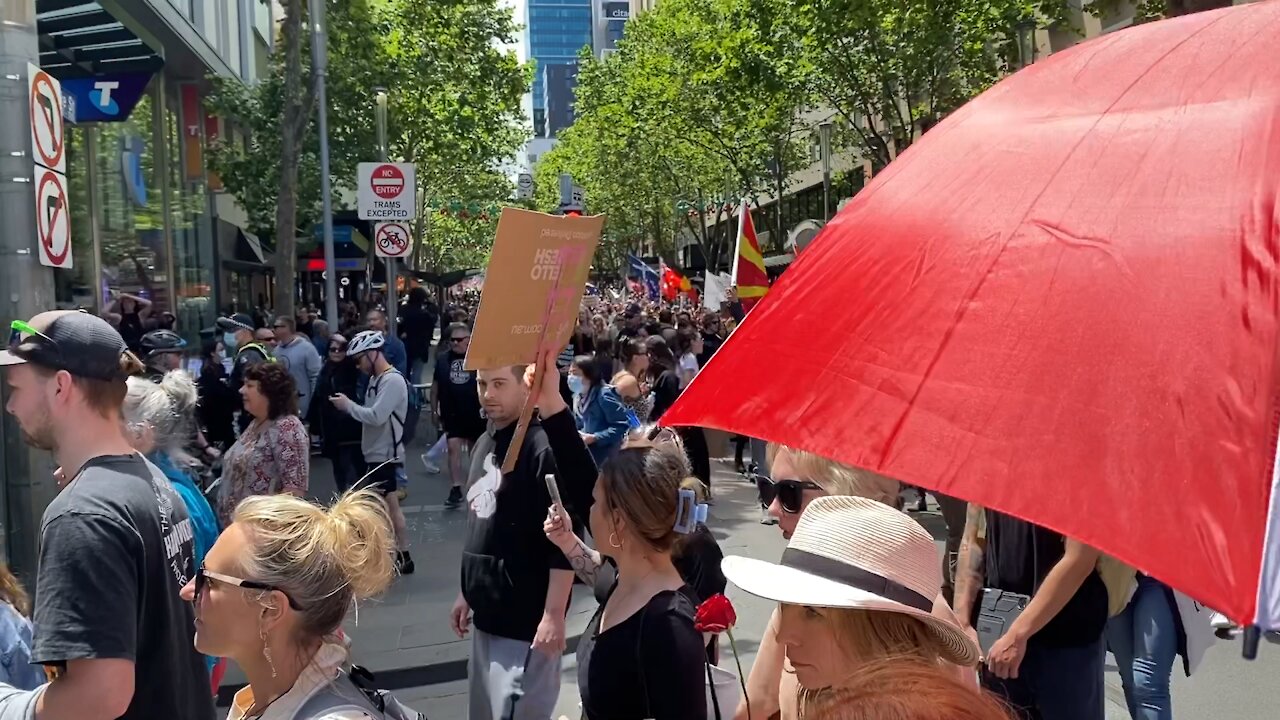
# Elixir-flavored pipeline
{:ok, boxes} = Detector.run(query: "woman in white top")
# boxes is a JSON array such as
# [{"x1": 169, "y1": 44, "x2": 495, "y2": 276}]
[
  {"x1": 674, "y1": 327, "x2": 704, "y2": 389},
  {"x1": 180, "y1": 490, "x2": 397, "y2": 720}
]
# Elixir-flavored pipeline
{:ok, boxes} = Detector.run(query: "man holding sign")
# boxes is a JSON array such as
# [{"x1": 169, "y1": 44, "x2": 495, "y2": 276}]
[{"x1": 448, "y1": 208, "x2": 604, "y2": 719}]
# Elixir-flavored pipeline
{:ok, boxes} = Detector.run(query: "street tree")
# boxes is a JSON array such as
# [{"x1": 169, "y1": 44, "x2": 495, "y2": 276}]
[{"x1": 207, "y1": 0, "x2": 527, "y2": 315}]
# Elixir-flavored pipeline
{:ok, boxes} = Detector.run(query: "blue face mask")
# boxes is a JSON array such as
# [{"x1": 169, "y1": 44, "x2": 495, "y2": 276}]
[
  {"x1": 223, "y1": 332, "x2": 238, "y2": 352},
  {"x1": 567, "y1": 375, "x2": 585, "y2": 396}
]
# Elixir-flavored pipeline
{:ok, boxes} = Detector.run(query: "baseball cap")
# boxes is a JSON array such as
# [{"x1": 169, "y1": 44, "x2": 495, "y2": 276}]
[
  {"x1": 1, "y1": 311, "x2": 133, "y2": 381},
  {"x1": 216, "y1": 313, "x2": 255, "y2": 333}
]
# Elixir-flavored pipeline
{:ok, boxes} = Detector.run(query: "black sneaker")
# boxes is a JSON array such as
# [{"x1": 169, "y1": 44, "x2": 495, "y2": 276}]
[
  {"x1": 396, "y1": 551, "x2": 415, "y2": 575},
  {"x1": 444, "y1": 486, "x2": 463, "y2": 509}
]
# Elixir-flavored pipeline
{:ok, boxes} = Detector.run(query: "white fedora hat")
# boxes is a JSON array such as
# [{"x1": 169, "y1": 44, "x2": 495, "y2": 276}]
[{"x1": 722, "y1": 495, "x2": 979, "y2": 667}]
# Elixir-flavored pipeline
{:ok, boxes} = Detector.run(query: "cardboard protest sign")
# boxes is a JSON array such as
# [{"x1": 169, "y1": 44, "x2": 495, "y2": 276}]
[
  {"x1": 465, "y1": 208, "x2": 603, "y2": 370},
  {"x1": 465, "y1": 208, "x2": 604, "y2": 470}
]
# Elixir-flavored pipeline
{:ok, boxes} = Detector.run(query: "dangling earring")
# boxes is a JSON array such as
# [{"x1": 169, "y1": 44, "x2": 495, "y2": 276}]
[
  {"x1": 609, "y1": 532, "x2": 622, "y2": 549},
  {"x1": 261, "y1": 628, "x2": 277, "y2": 678}
]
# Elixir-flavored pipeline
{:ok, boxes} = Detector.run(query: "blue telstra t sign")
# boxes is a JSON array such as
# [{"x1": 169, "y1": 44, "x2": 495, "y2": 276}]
[{"x1": 61, "y1": 74, "x2": 153, "y2": 123}]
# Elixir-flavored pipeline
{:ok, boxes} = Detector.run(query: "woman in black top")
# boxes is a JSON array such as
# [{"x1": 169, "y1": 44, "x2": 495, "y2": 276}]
[
  {"x1": 309, "y1": 334, "x2": 365, "y2": 493},
  {"x1": 644, "y1": 335, "x2": 682, "y2": 422},
  {"x1": 529, "y1": 351, "x2": 708, "y2": 720},
  {"x1": 647, "y1": 334, "x2": 713, "y2": 494}
]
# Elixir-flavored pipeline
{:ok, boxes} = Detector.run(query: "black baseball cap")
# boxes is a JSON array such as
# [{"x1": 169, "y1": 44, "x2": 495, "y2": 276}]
[
  {"x1": 1, "y1": 311, "x2": 132, "y2": 381},
  {"x1": 216, "y1": 313, "x2": 255, "y2": 333}
]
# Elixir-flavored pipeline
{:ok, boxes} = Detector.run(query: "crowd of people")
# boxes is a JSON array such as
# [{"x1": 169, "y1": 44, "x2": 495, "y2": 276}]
[{"x1": 0, "y1": 277, "x2": 1222, "y2": 720}]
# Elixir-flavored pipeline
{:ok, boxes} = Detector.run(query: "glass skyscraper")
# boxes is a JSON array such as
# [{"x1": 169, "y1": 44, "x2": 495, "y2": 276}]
[{"x1": 527, "y1": 0, "x2": 593, "y2": 136}]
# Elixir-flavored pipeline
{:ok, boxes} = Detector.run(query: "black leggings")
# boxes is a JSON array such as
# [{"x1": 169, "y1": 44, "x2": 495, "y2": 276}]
[{"x1": 679, "y1": 427, "x2": 711, "y2": 491}]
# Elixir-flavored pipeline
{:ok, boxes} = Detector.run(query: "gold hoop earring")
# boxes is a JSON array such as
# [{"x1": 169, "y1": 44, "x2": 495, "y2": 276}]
[{"x1": 609, "y1": 532, "x2": 622, "y2": 548}]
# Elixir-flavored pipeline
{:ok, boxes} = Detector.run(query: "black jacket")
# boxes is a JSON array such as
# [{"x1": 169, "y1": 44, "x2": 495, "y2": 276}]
[{"x1": 310, "y1": 360, "x2": 363, "y2": 452}]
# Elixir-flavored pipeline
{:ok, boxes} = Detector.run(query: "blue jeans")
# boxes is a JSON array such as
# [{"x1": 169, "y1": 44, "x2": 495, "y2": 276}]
[
  {"x1": 1105, "y1": 575, "x2": 1177, "y2": 720},
  {"x1": 982, "y1": 637, "x2": 1105, "y2": 720}
]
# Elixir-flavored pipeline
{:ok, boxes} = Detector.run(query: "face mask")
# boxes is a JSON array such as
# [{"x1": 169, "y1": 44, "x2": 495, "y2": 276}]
[
  {"x1": 223, "y1": 332, "x2": 238, "y2": 352},
  {"x1": 567, "y1": 375, "x2": 585, "y2": 396}
]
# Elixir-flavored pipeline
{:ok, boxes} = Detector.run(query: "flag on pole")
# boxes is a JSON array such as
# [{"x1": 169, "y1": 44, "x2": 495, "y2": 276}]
[
  {"x1": 627, "y1": 253, "x2": 660, "y2": 300},
  {"x1": 734, "y1": 201, "x2": 770, "y2": 312}
]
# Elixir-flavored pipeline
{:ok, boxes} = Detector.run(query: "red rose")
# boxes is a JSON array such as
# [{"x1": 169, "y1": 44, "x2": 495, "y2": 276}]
[{"x1": 694, "y1": 593, "x2": 737, "y2": 634}]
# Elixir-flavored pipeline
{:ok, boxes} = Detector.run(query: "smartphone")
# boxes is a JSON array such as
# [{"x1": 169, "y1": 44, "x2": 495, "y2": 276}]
[{"x1": 544, "y1": 473, "x2": 564, "y2": 510}]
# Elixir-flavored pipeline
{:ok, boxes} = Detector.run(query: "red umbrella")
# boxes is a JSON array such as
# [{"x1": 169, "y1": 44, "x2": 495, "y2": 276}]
[{"x1": 663, "y1": 3, "x2": 1280, "y2": 633}]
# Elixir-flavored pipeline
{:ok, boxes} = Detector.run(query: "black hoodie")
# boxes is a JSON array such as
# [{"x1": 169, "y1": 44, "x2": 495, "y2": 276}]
[{"x1": 461, "y1": 409, "x2": 596, "y2": 641}]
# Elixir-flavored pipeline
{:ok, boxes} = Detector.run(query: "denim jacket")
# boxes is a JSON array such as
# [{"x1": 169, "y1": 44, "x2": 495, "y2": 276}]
[{"x1": 0, "y1": 602, "x2": 43, "y2": 691}]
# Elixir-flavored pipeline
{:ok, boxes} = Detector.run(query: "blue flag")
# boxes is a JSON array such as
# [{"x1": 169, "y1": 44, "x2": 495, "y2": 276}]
[{"x1": 627, "y1": 253, "x2": 660, "y2": 300}]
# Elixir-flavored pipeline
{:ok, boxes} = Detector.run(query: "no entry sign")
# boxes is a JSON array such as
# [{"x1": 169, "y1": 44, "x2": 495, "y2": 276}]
[
  {"x1": 34, "y1": 167, "x2": 72, "y2": 269},
  {"x1": 358, "y1": 162, "x2": 416, "y2": 220},
  {"x1": 28, "y1": 63, "x2": 65, "y2": 174},
  {"x1": 374, "y1": 222, "x2": 412, "y2": 259}
]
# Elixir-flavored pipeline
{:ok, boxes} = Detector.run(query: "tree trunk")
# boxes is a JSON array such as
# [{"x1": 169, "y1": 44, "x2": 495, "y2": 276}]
[{"x1": 273, "y1": 0, "x2": 307, "y2": 320}]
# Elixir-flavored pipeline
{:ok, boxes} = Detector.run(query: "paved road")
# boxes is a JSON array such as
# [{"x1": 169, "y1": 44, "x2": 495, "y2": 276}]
[{"x1": 219, "y1": 446, "x2": 1280, "y2": 719}]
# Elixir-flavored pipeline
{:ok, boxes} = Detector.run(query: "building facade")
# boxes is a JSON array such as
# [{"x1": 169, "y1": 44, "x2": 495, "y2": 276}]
[
  {"x1": 37, "y1": 0, "x2": 270, "y2": 340},
  {"x1": 526, "y1": 0, "x2": 592, "y2": 138}
]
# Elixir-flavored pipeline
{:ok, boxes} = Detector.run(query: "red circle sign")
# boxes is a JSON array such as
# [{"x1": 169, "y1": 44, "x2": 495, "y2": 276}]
[
  {"x1": 375, "y1": 223, "x2": 410, "y2": 258},
  {"x1": 29, "y1": 70, "x2": 64, "y2": 170},
  {"x1": 36, "y1": 170, "x2": 69, "y2": 265},
  {"x1": 371, "y1": 164, "x2": 404, "y2": 199}
]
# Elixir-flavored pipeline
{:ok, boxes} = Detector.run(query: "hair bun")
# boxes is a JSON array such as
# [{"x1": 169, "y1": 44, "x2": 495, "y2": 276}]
[{"x1": 326, "y1": 490, "x2": 396, "y2": 600}]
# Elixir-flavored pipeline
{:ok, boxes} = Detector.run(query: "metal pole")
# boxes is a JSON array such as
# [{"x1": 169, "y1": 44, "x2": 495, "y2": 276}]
[
  {"x1": 0, "y1": 0, "x2": 59, "y2": 579},
  {"x1": 375, "y1": 87, "x2": 396, "y2": 337},
  {"x1": 310, "y1": 0, "x2": 339, "y2": 326},
  {"x1": 819, "y1": 121, "x2": 832, "y2": 222}
]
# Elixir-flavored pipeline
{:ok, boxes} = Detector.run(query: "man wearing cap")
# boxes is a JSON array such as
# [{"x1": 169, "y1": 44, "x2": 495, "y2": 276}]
[
  {"x1": 1, "y1": 311, "x2": 214, "y2": 720},
  {"x1": 217, "y1": 313, "x2": 272, "y2": 431}
]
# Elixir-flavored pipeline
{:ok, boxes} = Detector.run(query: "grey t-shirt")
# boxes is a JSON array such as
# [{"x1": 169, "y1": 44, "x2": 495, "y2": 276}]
[{"x1": 32, "y1": 454, "x2": 214, "y2": 720}]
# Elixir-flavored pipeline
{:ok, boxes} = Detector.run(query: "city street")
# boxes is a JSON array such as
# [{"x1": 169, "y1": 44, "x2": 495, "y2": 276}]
[{"x1": 217, "y1": 438, "x2": 1280, "y2": 719}]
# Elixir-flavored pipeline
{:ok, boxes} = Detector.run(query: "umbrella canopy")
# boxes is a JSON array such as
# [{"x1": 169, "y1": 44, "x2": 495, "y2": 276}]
[{"x1": 662, "y1": 2, "x2": 1280, "y2": 630}]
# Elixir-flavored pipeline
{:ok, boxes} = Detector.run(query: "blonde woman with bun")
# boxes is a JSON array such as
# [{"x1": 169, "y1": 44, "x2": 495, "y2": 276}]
[{"x1": 179, "y1": 491, "x2": 399, "y2": 720}]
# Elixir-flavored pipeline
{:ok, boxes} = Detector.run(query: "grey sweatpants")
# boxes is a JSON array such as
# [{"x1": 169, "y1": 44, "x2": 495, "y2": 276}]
[{"x1": 468, "y1": 628, "x2": 561, "y2": 720}]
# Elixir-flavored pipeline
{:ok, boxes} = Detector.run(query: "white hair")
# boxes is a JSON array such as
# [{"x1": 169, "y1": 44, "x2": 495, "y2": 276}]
[{"x1": 123, "y1": 371, "x2": 199, "y2": 458}]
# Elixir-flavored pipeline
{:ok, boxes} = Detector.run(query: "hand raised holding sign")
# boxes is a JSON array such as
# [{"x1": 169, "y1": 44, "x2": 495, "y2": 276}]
[{"x1": 525, "y1": 348, "x2": 567, "y2": 418}]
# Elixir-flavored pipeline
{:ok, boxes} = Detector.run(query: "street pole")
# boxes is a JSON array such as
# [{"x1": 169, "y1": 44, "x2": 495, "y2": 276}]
[
  {"x1": 819, "y1": 121, "x2": 833, "y2": 222},
  {"x1": 309, "y1": 0, "x2": 339, "y2": 327},
  {"x1": 375, "y1": 87, "x2": 397, "y2": 337},
  {"x1": 0, "y1": 0, "x2": 60, "y2": 578}
]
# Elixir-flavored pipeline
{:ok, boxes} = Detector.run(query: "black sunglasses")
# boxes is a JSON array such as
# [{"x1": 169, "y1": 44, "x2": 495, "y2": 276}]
[
  {"x1": 329, "y1": 344, "x2": 347, "y2": 353},
  {"x1": 755, "y1": 476, "x2": 823, "y2": 514},
  {"x1": 194, "y1": 566, "x2": 302, "y2": 610},
  {"x1": 450, "y1": 336, "x2": 470, "y2": 343}
]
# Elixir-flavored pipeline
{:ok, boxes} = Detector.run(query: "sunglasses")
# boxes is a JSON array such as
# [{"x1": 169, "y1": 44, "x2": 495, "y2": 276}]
[
  {"x1": 194, "y1": 566, "x2": 302, "y2": 610},
  {"x1": 329, "y1": 345, "x2": 347, "y2": 353},
  {"x1": 8, "y1": 320, "x2": 57, "y2": 352},
  {"x1": 450, "y1": 336, "x2": 470, "y2": 343},
  {"x1": 756, "y1": 476, "x2": 823, "y2": 514}
]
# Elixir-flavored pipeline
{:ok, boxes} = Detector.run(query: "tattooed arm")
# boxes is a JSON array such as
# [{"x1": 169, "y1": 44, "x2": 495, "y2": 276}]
[
  {"x1": 565, "y1": 536, "x2": 604, "y2": 587},
  {"x1": 545, "y1": 505, "x2": 604, "y2": 586},
  {"x1": 953, "y1": 503, "x2": 987, "y2": 631}
]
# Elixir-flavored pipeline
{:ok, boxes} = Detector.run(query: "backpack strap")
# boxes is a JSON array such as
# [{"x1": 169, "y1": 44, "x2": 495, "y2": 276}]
[{"x1": 295, "y1": 673, "x2": 380, "y2": 719}]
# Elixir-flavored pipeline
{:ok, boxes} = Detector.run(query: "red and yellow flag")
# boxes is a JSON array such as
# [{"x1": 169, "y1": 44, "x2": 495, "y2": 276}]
[{"x1": 734, "y1": 203, "x2": 769, "y2": 312}]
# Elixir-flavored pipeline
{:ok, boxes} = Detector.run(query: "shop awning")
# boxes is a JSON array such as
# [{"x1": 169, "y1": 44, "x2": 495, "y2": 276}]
[{"x1": 36, "y1": 1, "x2": 164, "y2": 78}]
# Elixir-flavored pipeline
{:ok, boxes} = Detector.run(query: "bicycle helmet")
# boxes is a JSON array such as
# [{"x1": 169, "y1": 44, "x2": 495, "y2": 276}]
[
  {"x1": 141, "y1": 329, "x2": 187, "y2": 358},
  {"x1": 347, "y1": 330, "x2": 386, "y2": 357}
]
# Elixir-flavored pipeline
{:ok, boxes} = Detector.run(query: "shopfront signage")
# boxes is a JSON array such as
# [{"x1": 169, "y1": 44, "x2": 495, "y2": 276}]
[
  {"x1": 34, "y1": 167, "x2": 72, "y2": 269},
  {"x1": 60, "y1": 74, "x2": 152, "y2": 123},
  {"x1": 357, "y1": 162, "x2": 416, "y2": 220},
  {"x1": 374, "y1": 222, "x2": 412, "y2": 258},
  {"x1": 602, "y1": 2, "x2": 630, "y2": 20}
]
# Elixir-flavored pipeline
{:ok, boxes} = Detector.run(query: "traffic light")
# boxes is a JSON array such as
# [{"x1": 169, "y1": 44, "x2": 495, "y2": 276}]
[
  {"x1": 555, "y1": 172, "x2": 584, "y2": 216},
  {"x1": 558, "y1": 205, "x2": 583, "y2": 217}
]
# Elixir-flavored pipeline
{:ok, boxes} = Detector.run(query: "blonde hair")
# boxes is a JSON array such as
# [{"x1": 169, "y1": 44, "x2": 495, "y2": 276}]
[
  {"x1": 233, "y1": 490, "x2": 396, "y2": 640},
  {"x1": 123, "y1": 372, "x2": 199, "y2": 459},
  {"x1": 803, "y1": 656, "x2": 1013, "y2": 720},
  {"x1": 768, "y1": 444, "x2": 900, "y2": 506},
  {"x1": 796, "y1": 608, "x2": 953, "y2": 715}
]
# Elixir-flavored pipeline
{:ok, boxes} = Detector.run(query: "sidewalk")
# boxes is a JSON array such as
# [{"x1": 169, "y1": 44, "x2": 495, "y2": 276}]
[{"x1": 220, "y1": 449, "x2": 1235, "y2": 719}]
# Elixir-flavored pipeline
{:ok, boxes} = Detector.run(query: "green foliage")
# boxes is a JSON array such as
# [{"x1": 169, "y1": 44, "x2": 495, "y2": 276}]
[
  {"x1": 206, "y1": 0, "x2": 529, "y2": 277},
  {"x1": 548, "y1": 0, "x2": 1079, "y2": 268}
]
